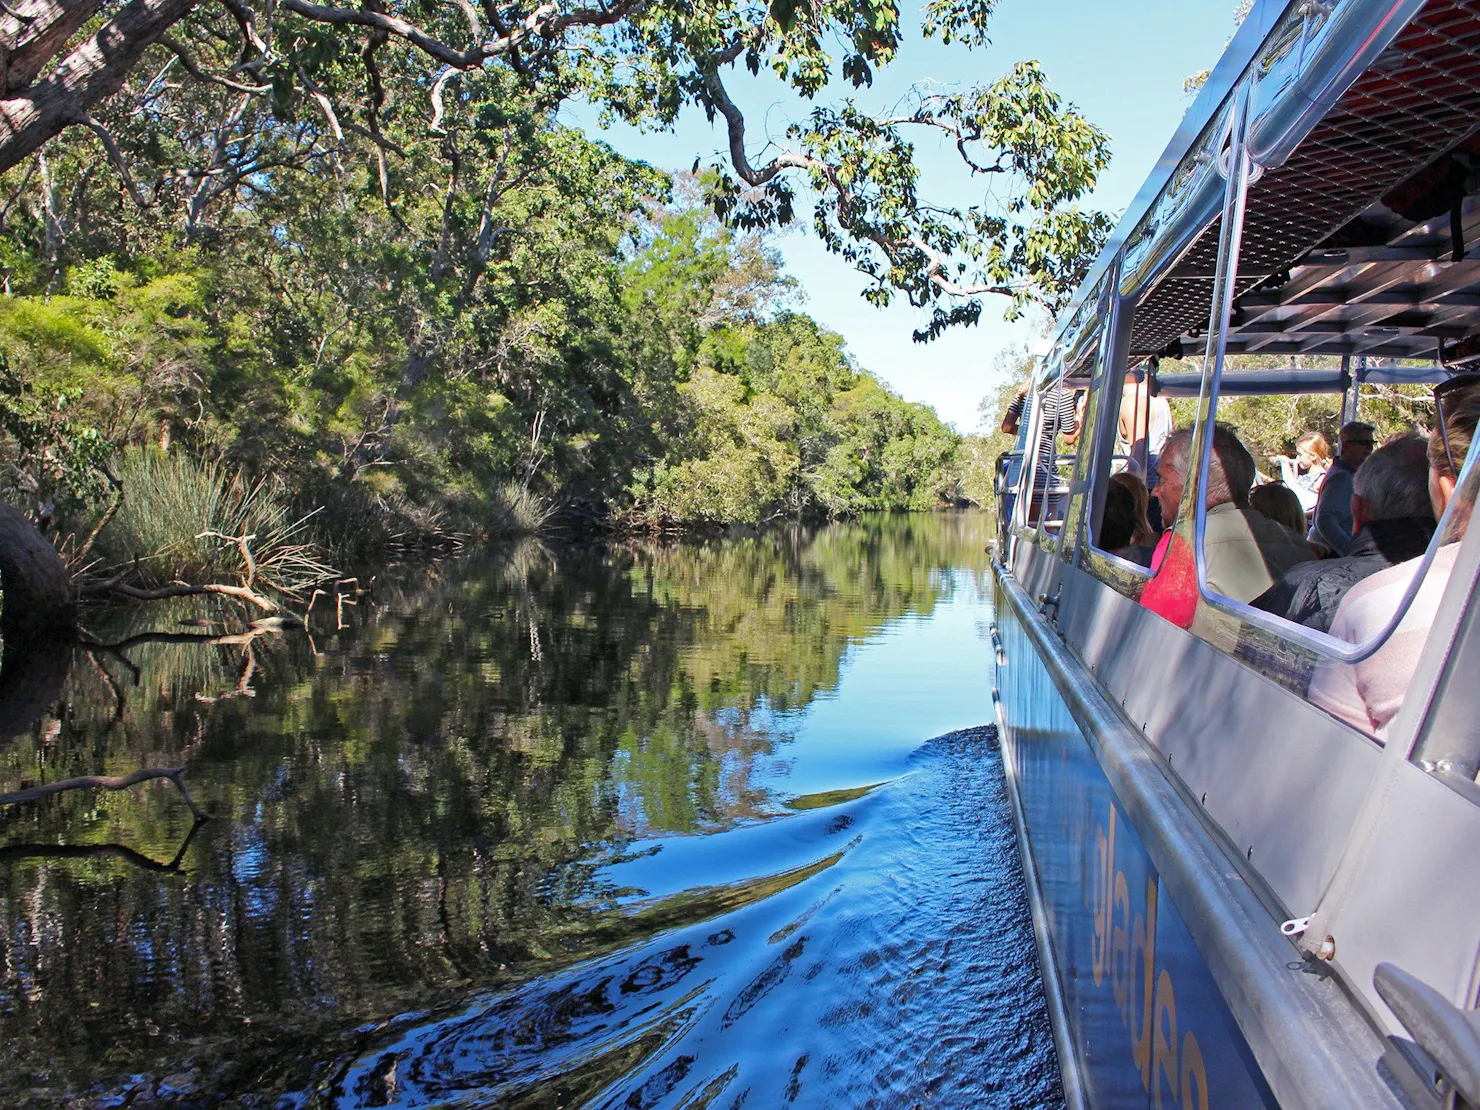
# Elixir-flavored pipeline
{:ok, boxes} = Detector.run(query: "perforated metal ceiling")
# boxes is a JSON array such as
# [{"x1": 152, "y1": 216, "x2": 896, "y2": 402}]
[{"x1": 1128, "y1": 0, "x2": 1480, "y2": 359}]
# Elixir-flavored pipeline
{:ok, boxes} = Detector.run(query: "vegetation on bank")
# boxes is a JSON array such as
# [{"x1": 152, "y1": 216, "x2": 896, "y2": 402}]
[
  {"x1": 2, "y1": 187, "x2": 994, "y2": 586},
  {"x1": 0, "y1": 119, "x2": 1002, "y2": 597}
]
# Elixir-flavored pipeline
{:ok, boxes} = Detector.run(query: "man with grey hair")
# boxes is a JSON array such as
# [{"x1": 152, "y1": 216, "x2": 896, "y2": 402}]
[
  {"x1": 1142, "y1": 423, "x2": 1317, "y2": 629},
  {"x1": 1252, "y1": 435, "x2": 1435, "y2": 631},
  {"x1": 1311, "y1": 420, "x2": 1377, "y2": 553}
]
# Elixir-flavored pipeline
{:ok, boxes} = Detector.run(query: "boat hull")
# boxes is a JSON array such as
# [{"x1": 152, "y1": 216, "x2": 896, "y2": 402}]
[{"x1": 991, "y1": 565, "x2": 1397, "y2": 1110}]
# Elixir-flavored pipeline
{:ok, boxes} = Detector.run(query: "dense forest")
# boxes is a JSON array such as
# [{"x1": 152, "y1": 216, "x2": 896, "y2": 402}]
[
  {"x1": 1, "y1": 142, "x2": 978, "y2": 568},
  {"x1": 0, "y1": 0, "x2": 1117, "y2": 629}
]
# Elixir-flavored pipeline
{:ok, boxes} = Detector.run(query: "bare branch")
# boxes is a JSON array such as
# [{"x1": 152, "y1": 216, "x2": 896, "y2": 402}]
[
  {"x1": 81, "y1": 573, "x2": 281, "y2": 611},
  {"x1": 216, "y1": 0, "x2": 268, "y2": 56},
  {"x1": 911, "y1": 234, "x2": 1015, "y2": 298},
  {"x1": 428, "y1": 65, "x2": 456, "y2": 132},
  {"x1": 451, "y1": 0, "x2": 482, "y2": 41},
  {"x1": 297, "y1": 65, "x2": 344, "y2": 142},
  {"x1": 160, "y1": 33, "x2": 271, "y2": 92},
  {"x1": 276, "y1": 0, "x2": 639, "y2": 70},
  {"x1": 80, "y1": 114, "x2": 153, "y2": 207},
  {"x1": 0, "y1": 764, "x2": 208, "y2": 819},
  {"x1": 698, "y1": 65, "x2": 809, "y2": 187}
]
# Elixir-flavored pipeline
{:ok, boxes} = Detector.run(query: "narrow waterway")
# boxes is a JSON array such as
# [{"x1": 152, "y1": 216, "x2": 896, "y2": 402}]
[{"x1": 0, "y1": 513, "x2": 1061, "y2": 1108}]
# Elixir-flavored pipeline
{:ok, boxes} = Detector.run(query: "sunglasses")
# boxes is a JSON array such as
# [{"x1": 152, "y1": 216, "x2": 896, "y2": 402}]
[{"x1": 1434, "y1": 372, "x2": 1480, "y2": 476}]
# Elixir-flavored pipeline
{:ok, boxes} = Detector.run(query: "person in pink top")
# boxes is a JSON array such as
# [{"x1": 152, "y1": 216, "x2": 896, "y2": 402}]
[{"x1": 1308, "y1": 381, "x2": 1480, "y2": 739}]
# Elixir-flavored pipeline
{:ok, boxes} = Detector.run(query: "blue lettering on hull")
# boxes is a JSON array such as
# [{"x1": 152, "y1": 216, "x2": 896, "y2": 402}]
[{"x1": 999, "y1": 604, "x2": 1278, "y2": 1110}]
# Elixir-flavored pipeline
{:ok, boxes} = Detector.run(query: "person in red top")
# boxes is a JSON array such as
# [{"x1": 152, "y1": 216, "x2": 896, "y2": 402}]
[{"x1": 1141, "y1": 424, "x2": 1316, "y2": 631}]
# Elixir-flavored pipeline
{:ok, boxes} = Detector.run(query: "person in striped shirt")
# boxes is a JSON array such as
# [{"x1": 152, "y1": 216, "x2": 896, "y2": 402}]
[{"x1": 1002, "y1": 381, "x2": 1082, "y2": 521}]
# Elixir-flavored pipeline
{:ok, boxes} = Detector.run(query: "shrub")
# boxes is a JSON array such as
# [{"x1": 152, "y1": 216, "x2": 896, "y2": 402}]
[{"x1": 99, "y1": 448, "x2": 335, "y2": 595}]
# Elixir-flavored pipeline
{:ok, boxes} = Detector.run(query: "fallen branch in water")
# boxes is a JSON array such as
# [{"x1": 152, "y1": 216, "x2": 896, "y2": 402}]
[
  {"x1": 0, "y1": 766, "x2": 208, "y2": 820},
  {"x1": 79, "y1": 573, "x2": 280, "y2": 613}
]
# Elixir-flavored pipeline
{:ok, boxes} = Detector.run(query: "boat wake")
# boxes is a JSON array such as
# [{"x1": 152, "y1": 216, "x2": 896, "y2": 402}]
[{"x1": 313, "y1": 727, "x2": 1061, "y2": 1109}]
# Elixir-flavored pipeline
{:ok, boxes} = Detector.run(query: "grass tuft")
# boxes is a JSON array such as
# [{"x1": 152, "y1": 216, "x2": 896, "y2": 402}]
[{"x1": 98, "y1": 448, "x2": 336, "y2": 595}]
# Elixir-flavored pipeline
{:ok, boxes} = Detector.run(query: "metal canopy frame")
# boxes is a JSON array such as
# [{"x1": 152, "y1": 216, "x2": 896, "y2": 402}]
[
  {"x1": 1154, "y1": 358, "x2": 1449, "y2": 395},
  {"x1": 1104, "y1": 0, "x2": 1480, "y2": 366}
]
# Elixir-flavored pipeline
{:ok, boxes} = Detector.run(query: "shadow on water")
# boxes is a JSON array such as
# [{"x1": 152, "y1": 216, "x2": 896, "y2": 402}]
[{"x1": 0, "y1": 514, "x2": 1060, "y2": 1107}]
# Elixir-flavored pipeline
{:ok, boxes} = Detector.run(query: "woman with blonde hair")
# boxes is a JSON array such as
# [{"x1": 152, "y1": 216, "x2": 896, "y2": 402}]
[{"x1": 1272, "y1": 431, "x2": 1332, "y2": 514}]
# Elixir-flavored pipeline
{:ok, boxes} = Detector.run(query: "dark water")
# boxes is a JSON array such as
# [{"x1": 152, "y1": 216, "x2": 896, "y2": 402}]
[{"x1": 0, "y1": 514, "x2": 1060, "y2": 1108}]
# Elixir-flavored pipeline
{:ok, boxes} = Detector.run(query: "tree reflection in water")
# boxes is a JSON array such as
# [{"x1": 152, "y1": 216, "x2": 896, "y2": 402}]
[{"x1": 0, "y1": 515, "x2": 997, "y2": 1105}]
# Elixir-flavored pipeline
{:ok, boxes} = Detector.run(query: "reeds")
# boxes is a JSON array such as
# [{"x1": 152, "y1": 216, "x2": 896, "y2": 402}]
[{"x1": 97, "y1": 448, "x2": 336, "y2": 595}]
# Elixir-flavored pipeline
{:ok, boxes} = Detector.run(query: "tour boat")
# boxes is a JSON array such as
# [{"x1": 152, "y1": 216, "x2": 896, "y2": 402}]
[{"x1": 990, "y1": 1, "x2": 1480, "y2": 1106}]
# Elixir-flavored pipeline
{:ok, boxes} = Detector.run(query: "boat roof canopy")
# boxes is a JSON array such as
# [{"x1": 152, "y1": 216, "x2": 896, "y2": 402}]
[
  {"x1": 1050, "y1": 0, "x2": 1480, "y2": 380},
  {"x1": 1152, "y1": 361, "x2": 1449, "y2": 397}
]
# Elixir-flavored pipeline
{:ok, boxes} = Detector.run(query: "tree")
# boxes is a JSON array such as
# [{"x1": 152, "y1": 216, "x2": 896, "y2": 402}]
[{"x1": 0, "y1": 0, "x2": 1112, "y2": 332}]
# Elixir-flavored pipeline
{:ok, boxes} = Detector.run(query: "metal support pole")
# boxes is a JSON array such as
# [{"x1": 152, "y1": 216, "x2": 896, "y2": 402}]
[{"x1": 1338, "y1": 354, "x2": 1352, "y2": 425}]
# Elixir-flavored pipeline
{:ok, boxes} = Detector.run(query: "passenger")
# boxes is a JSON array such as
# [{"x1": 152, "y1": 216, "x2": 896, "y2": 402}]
[
  {"x1": 1309, "y1": 421, "x2": 1376, "y2": 554},
  {"x1": 1109, "y1": 471, "x2": 1158, "y2": 554},
  {"x1": 1099, "y1": 479, "x2": 1139, "y2": 552},
  {"x1": 1003, "y1": 379, "x2": 1081, "y2": 521},
  {"x1": 1118, "y1": 367, "x2": 1173, "y2": 482},
  {"x1": 1249, "y1": 482, "x2": 1308, "y2": 539},
  {"x1": 1271, "y1": 431, "x2": 1332, "y2": 516},
  {"x1": 1140, "y1": 424, "x2": 1316, "y2": 630},
  {"x1": 1308, "y1": 387, "x2": 1480, "y2": 738},
  {"x1": 1252, "y1": 437, "x2": 1436, "y2": 632}
]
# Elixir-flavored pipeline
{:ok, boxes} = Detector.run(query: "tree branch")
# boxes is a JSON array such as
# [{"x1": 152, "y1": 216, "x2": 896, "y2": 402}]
[
  {"x1": 160, "y1": 33, "x2": 271, "y2": 92},
  {"x1": 275, "y1": 0, "x2": 639, "y2": 70},
  {"x1": 81, "y1": 575, "x2": 280, "y2": 611},
  {"x1": 0, "y1": 764, "x2": 208, "y2": 819},
  {"x1": 911, "y1": 234, "x2": 1014, "y2": 298},
  {"x1": 0, "y1": 0, "x2": 198, "y2": 177},
  {"x1": 2, "y1": 0, "x2": 106, "y2": 93},
  {"x1": 80, "y1": 114, "x2": 152, "y2": 207}
]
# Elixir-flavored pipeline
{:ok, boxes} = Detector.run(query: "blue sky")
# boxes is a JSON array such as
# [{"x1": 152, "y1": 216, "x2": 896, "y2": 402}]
[{"x1": 568, "y1": 0, "x2": 1238, "y2": 430}]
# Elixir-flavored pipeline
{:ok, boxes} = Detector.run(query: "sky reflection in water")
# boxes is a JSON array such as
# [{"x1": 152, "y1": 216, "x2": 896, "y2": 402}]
[{"x1": 0, "y1": 514, "x2": 1059, "y2": 1107}]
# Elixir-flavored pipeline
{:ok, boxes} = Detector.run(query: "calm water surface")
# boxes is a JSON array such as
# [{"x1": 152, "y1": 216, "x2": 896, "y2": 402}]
[{"x1": 0, "y1": 514, "x2": 1060, "y2": 1108}]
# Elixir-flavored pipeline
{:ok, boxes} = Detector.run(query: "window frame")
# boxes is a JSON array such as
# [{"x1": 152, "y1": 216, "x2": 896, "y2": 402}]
[{"x1": 1175, "y1": 77, "x2": 1470, "y2": 673}]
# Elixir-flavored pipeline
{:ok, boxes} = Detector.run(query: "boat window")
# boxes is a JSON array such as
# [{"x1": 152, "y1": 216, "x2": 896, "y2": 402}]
[
  {"x1": 1013, "y1": 361, "x2": 1081, "y2": 542},
  {"x1": 1138, "y1": 117, "x2": 1480, "y2": 743},
  {"x1": 1082, "y1": 350, "x2": 1196, "y2": 591}
]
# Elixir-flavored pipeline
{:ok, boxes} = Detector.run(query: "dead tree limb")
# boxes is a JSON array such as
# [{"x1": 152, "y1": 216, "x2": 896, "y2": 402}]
[
  {"x1": 0, "y1": 764, "x2": 208, "y2": 818},
  {"x1": 80, "y1": 577, "x2": 279, "y2": 612}
]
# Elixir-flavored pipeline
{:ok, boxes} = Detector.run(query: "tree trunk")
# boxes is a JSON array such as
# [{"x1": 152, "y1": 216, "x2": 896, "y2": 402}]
[
  {"x1": 0, "y1": 0, "x2": 197, "y2": 176},
  {"x1": 0, "y1": 497, "x2": 75, "y2": 638}
]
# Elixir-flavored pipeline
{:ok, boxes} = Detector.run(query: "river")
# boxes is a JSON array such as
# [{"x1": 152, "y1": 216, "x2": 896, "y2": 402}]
[{"x1": 0, "y1": 513, "x2": 1061, "y2": 1108}]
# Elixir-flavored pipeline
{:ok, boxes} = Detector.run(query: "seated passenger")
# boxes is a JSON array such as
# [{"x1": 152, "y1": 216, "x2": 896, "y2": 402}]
[
  {"x1": 1140, "y1": 424, "x2": 1316, "y2": 630},
  {"x1": 1098, "y1": 479, "x2": 1156, "y2": 566},
  {"x1": 1310, "y1": 421, "x2": 1377, "y2": 554},
  {"x1": 1109, "y1": 471, "x2": 1158, "y2": 547},
  {"x1": 1249, "y1": 482, "x2": 1308, "y2": 540},
  {"x1": 1252, "y1": 437, "x2": 1436, "y2": 632},
  {"x1": 1308, "y1": 386, "x2": 1480, "y2": 739},
  {"x1": 1099, "y1": 479, "x2": 1138, "y2": 551},
  {"x1": 1271, "y1": 431, "x2": 1332, "y2": 515}
]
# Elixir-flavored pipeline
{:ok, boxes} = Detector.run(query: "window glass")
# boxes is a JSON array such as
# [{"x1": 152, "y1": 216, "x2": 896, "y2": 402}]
[{"x1": 1013, "y1": 363, "x2": 1077, "y2": 539}]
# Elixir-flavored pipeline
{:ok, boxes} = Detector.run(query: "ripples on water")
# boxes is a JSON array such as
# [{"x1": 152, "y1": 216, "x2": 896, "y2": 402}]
[
  {"x1": 324, "y1": 730, "x2": 1054, "y2": 1109},
  {"x1": 0, "y1": 516, "x2": 1060, "y2": 1107}
]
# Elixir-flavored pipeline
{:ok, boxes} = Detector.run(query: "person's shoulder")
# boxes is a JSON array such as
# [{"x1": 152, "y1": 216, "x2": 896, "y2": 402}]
[{"x1": 1335, "y1": 553, "x2": 1422, "y2": 620}]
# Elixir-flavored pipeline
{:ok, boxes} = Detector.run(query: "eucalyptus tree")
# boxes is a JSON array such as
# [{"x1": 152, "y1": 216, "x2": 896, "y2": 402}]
[{"x1": 1, "y1": 0, "x2": 1112, "y2": 331}]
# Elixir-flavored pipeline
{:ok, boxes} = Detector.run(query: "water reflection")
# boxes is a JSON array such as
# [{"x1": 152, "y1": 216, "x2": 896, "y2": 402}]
[{"x1": 0, "y1": 514, "x2": 1057, "y2": 1106}]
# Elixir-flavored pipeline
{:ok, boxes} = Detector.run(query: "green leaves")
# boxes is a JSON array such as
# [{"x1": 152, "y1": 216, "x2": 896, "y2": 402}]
[{"x1": 921, "y1": 0, "x2": 999, "y2": 46}]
